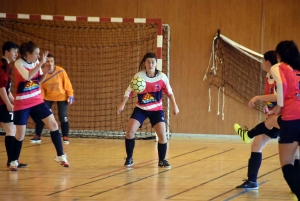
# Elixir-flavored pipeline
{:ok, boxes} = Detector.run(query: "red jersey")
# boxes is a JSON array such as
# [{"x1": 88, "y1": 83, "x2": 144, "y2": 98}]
[
  {"x1": 270, "y1": 62, "x2": 300, "y2": 120},
  {"x1": 14, "y1": 58, "x2": 43, "y2": 111},
  {"x1": 0, "y1": 58, "x2": 12, "y2": 105}
]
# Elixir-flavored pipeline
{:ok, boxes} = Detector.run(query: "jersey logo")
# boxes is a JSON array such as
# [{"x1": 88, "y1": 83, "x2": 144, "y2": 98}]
[
  {"x1": 155, "y1": 84, "x2": 160, "y2": 91},
  {"x1": 141, "y1": 93, "x2": 157, "y2": 104},
  {"x1": 25, "y1": 80, "x2": 39, "y2": 91}
]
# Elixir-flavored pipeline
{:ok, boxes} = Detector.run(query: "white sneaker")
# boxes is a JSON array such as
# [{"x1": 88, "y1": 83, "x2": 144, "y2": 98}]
[
  {"x1": 54, "y1": 154, "x2": 69, "y2": 167},
  {"x1": 9, "y1": 160, "x2": 18, "y2": 171}
]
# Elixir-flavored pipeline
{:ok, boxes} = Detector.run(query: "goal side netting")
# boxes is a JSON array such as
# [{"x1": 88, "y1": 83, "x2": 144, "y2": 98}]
[
  {"x1": 0, "y1": 13, "x2": 171, "y2": 139},
  {"x1": 203, "y1": 32, "x2": 265, "y2": 117}
]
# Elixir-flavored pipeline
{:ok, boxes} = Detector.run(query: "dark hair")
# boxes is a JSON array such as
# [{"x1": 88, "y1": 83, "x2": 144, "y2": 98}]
[
  {"x1": 2, "y1": 41, "x2": 19, "y2": 56},
  {"x1": 263, "y1": 50, "x2": 277, "y2": 66},
  {"x1": 276, "y1": 40, "x2": 300, "y2": 70},
  {"x1": 138, "y1": 52, "x2": 157, "y2": 71},
  {"x1": 20, "y1": 41, "x2": 38, "y2": 58},
  {"x1": 47, "y1": 53, "x2": 55, "y2": 59}
]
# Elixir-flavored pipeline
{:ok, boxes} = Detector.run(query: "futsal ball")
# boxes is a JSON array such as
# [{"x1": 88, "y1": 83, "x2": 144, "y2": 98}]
[{"x1": 130, "y1": 77, "x2": 146, "y2": 93}]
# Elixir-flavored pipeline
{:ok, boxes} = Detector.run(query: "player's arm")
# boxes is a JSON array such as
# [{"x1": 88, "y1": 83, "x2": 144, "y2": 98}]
[
  {"x1": 15, "y1": 51, "x2": 48, "y2": 80},
  {"x1": 168, "y1": 94, "x2": 179, "y2": 116},
  {"x1": 62, "y1": 70, "x2": 75, "y2": 104},
  {"x1": 248, "y1": 94, "x2": 277, "y2": 107},
  {"x1": 38, "y1": 62, "x2": 52, "y2": 82},
  {"x1": 0, "y1": 87, "x2": 13, "y2": 111},
  {"x1": 38, "y1": 71, "x2": 47, "y2": 82},
  {"x1": 8, "y1": 92, "x2": 14, "y2": 104},
  {"x1": 117, "y1": 96, "x2": 129, "y2": 114},
  {"x1": 117, "y1": 77, "x2": 135, "y2": 114},
  {"x1": 270, "y1": 64, "x2": 284, "y2": 114}
]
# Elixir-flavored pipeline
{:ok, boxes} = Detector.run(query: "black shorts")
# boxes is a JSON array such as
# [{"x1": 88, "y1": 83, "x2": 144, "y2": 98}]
[
  {"x1": 14, "y1": 102, "x2": 52, "y2": 125},
  {"x1": 130, "y1": 107, "x2": 165, "y2": 128},
  {"x1": 277, "y1": 115, "x2": 300, "y2": 144},
  {"x1": 0, "y1": 104, "x2": 13, "y2": 123}
]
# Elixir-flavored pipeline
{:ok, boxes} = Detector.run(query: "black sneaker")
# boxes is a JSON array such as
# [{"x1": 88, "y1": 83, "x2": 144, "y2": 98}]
[
  {"x1": 124, "y1": 158, "x2": 133, "y2": 167},
  {"x1": 158, "y1": 160, "x2": 171, "y2": 168},
  {"x1": 236, "y1": 179, "x2": 258, "y2": 189},
  {"x1": 6, "y1": 160, "x2": 28, "y2": 168}
]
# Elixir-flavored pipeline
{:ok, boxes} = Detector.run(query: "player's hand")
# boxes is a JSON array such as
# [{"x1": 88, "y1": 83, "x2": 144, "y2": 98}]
[
  {"x1": 43, "y1": 63, "x2": 51, "y2": 74},
  {"x1": 263, "y1": 105, "x2": 269, "y2": 114},
  {"x1": 40, "y1": 51, "x2": 49, "y2": 64},
  {"x1": 272, "y1": 105, "x2": 281, "y2": 115},
  {"x1": 173, "y1": 105, "x2": 179, "y2": 116},
  {"x1": 6, "y1": 103, "x2": 14, "y2": 112},
  {"x1": 248, "y1": 96, "x2": 258, "y2": 107},
  {"x1": 68, "y1": 96, "x2": 75, "y2": 105},
  {"x1": 117, "y1": 104, "x2": 125, "y2": 114}
]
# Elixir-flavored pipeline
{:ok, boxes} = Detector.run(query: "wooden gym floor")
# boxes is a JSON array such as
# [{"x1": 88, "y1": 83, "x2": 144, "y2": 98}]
[{"x1": 0, "y1": 135, "x2": 297, "y2": 201}]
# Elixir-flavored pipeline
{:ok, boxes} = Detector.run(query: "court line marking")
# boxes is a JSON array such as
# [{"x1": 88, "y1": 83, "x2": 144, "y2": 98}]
[
  {"x1": 89, "y1": 148, "x2": 234, "y2": 197},
  {"x1": 89, "y1": 147, "x2": 208, "y2": 179},
  {"x1": 222, "y1": 180, "x2": 268, "y2": 201},
  {"x1": 207, "y1": 154, "x2": 279, "y2": 201},
  {"x1": 46, "y1": 147, "x2": 208, "y2": 196},
  {"x1": 166, "y1": 153, "x2": 278, "y2": 200}
]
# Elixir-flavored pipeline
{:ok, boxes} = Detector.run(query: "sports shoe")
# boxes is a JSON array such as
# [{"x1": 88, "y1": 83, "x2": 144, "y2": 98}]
[
  {"x1": 234, "y1": 123, "x2": 251, "y2": 144},
  {"x1": 158, "y1": 160, "x2": 171, "y2": 168},
  {"x1": 30, "y1": 135, "x2": 41, "y2": 143},
  {"x1": 8, "y1": 160, "x2": 18, "y2": 171},
  {"x1": 236, "y1": 179, "x2": 258, "y2": 189},
  {"x1": 124, "y1": 158, "x2": 134, "y2": 167},
  {"x1": 63, "y1": 136, "x2": 69, "y2": 144},
  {"x1": 54, "y1": 154, "x2": 69, "y2": 168},
  {"x1": 6, "y1": 160, "x2": 28, "y2": 168}
]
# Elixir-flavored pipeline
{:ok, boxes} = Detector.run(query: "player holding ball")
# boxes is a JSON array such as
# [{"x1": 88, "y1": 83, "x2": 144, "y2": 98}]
[{"x1": 117, "y1": 52, "x2": 179, "y2": 168}]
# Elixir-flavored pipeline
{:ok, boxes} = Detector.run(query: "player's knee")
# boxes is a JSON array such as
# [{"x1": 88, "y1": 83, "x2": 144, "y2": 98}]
[
  {"x1": 59, "y1": 115, "x2": 68, "y2": 122},
  {"x1": 48, "y1": 120, "x2": 59, "y2": 131},
  {"x1": 126, "y1": 130, "x2": 136, "y2": 138},
  {"x1": 15, "y1": 130, "x2": 25, "y2": 141},
  {"x1": 157, "y1": 134, "x2": 167, "y2": 144}
]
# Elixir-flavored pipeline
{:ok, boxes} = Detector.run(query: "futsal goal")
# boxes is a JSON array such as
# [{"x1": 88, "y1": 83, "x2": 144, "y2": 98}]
[{"x1": 0, "y1": 13, "x2": 171, "y2": 139}]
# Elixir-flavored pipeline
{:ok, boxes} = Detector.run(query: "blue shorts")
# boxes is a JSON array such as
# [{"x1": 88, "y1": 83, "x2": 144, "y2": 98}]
[
  {"x1": 130, "y1": 107, "x2": 165, "y2": 128},
  {"x1": 0, "y1": 105, "x2": 13, "y2": 123},
  {"x1": 14, "y1": 102, "x2": 52, "y2": 125},
  {"x1": 278, "y1": 115, "x2": 300, "y2": 144}
]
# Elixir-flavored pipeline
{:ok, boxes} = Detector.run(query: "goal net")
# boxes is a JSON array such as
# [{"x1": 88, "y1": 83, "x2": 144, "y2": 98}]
[
  {"x1": 203, "y1": 32, "x2": 265, "y2": 114},
  {"x1": 0, "y1": 14, "x2": 171, "y2": 139}
]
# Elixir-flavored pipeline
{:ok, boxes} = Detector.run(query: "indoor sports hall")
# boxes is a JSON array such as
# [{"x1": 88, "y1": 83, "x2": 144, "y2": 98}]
[{"x1": 0, "y1": 0, "x2": 299, "y2": 200}]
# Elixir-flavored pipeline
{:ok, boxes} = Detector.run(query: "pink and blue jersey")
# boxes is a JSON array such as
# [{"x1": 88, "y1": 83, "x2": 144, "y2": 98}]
[
  {"x1": 124, "y1": 70, "x2": 173, "y2": 111},
  {"x1": 14, "y1": 58, "x2": 43, "y2": 111},
  {"x1": 270, "y1": 62, "x2": 300, "y2": 120}
]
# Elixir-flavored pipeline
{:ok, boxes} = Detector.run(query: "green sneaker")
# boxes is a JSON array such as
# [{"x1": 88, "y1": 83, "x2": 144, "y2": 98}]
[{"x1": 234, "y1": 123, "x2": 251, "y2": 144}]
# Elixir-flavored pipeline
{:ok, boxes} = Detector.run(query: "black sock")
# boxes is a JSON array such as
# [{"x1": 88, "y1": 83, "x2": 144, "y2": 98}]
[
  {"x1": 35, "y1": 120, "x2": 44, "y2": 137},
  {"x1": 158, "y1": 143, "x2": 167, "y2": 161},
  {"x1": 282, "y1": 164, "x2": 300, "y2": 199},
  {"x1": 125, "y1": 138, "x2": 135, "y2": 159},
  {"x1": 5, "y1": 136, "x2": 15, "y2": 164},
  {"x1": 11, "y1": 138, "x2": 22, "y2": 161},
  {"x1": 294, "y1": 159, "x2": 300, "y2": 172},
  {"x1": 248, "y1": 122, "x2": 270, "y2": 138},
  {"x1": 50, "y1": 130, "x2": 64, "y2": 156},
  {"x1": 247, "y1": 152, "x2": 262, "y2": 182},
  {"x1": 61, "y1": 122, "x2": 69, "y2": 137}
]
